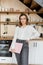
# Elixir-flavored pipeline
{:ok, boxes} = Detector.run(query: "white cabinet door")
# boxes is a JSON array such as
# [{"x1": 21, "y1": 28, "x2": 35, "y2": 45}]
[
  {"x1": 29, "y1": 41, "x2": 43, "y2": 64},
  {"x1": 36, "y1": 41, "x2": 43, "y2": 64},
  {"x1": 29, "y1": 41, "x2": 37, "y2": 64}
]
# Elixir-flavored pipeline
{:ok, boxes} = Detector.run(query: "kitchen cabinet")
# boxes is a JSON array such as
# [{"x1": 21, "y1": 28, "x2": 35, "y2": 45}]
[{"x1": 29, "y1": 40, "x2": 43, "y2": 64}]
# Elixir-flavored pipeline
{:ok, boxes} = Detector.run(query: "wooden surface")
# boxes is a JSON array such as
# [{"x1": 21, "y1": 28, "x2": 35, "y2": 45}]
[
  {"x1": 0, "y1": 64, "x2": 16, "y2": 65},
  {"x1": 0, "y1": 37, "x2": 43, "y2": 41},
  {"x1": 0, "y1": 21, "x2": 43, "y2": 25},
  {"x1": 0, "y1": 37, "x2": 13, "y2": 40},
  {"x1": 0, "y1": 11, "x2": 42, "y2": 14}
]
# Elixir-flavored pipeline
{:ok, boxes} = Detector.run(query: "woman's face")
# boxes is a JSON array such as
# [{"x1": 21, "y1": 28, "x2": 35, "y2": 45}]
[{"x1": 20, "y1": 15, "x2": 27, "y2": 25}]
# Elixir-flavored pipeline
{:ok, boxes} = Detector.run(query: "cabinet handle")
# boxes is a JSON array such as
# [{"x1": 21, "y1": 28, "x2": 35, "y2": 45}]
[
  {"x1": 1, "y1": 59, "x2": 6, "y2": 60},
  {"x1": 33, "y1": 42, "x2": 37, "y2": 47}
]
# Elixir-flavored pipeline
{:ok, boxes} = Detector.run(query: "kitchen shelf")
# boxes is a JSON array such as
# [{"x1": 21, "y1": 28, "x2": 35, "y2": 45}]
[
  {"x1": 29, "y1": 22, "x2": 43, "y2": 25},
  {"x1": 0, "y1": 11, "x2": 42, "y2": 14},
  {"x1": 0, "y1": 21, "x2": 18, "y2": 25},
  {"x1": 0, "y1": 37, "x2": 43, "y2": 40},
  {"x1": 0, "y1": 11, "x2": 43, "y2": 40},
  {"x1": 0, "y1": 11, "x2": 43, "y2": 25},
  {"x1": 0, "y1": 37, "x2": 13, "y2": 40},
  {"x1": 0, "y1": 11, "x2": 30, "y2": 14},
  {"x1": 0, "y1": 21, "x2": 43, "y2": 25}
]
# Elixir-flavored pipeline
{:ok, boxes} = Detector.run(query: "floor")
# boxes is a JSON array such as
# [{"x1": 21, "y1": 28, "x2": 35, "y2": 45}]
[{"x1": 0, "y1": 64, "x2": 42, "y2": 65}]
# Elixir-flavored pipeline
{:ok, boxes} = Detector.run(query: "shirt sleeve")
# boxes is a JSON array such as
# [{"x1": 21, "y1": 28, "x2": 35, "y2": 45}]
[
  {"x1": 9, "y1": 26, "x2": 19, "y2": 50},
  {"x1": 29, "y1": 26, "x2": 40, "y2": 39}
]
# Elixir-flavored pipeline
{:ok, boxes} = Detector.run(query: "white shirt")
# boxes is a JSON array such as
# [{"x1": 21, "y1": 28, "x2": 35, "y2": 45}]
[
  {"x1": 14, "y1": 25, "x2": 40, "y2": 40},
  {"x1": 10, "y1": 25, "x2": 40, "y2": 49}
]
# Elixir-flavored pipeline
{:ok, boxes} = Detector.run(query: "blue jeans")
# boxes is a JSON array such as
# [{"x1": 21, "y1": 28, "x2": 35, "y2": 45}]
[{"x1": 15, "y1": 39, "x2": 29, "y2": 65}]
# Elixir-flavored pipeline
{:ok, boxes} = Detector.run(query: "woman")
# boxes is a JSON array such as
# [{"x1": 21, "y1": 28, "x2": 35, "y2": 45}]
[{"x1": 9, "y1": 13, "x2": 40, "y2": 65}]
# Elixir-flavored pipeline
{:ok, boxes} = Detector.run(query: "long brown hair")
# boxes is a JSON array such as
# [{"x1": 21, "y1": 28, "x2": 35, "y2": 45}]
[{"x1": 18, "y1": 13, "x2": 29, "y2": 27}]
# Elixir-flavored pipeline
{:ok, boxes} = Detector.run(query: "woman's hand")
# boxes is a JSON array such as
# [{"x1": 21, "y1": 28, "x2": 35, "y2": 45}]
[
  {"x1": 9, "y1": 48, "x2": 15, "y2": 53},
  {"x1": 26, "y1": 40, "x2": 29, "y2": 43},
  {"x1": 11, "y1": 49, "x2": 15, "y2": 53}
]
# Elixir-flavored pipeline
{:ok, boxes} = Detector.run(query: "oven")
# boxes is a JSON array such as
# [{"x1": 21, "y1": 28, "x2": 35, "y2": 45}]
[{"x1": 0, "y1": 40, "x2": 12, "y2": 63}]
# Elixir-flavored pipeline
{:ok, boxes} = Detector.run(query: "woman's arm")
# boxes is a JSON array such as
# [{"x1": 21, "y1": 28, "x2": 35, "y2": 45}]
[
  {"x1": 30, "y1": 26, "x2": 40, "y2": 39},
  {"x1": 9, "y1": 26, "x2": 19, "y2": 51}
]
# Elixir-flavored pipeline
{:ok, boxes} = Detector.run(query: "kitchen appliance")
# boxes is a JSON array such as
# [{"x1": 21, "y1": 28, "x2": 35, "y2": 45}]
[{"x1": 0, "y1": 40, "x2": 12, "y2": 63}]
